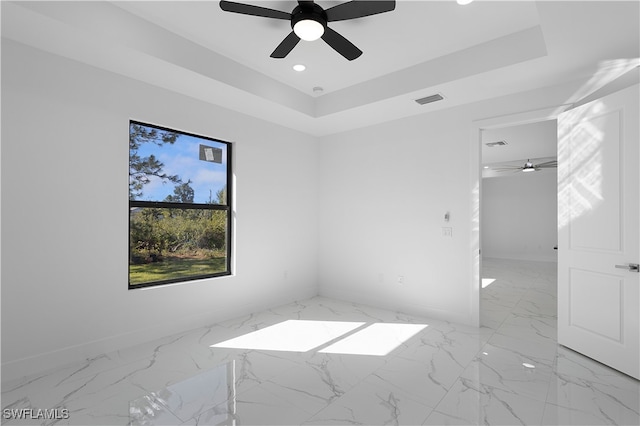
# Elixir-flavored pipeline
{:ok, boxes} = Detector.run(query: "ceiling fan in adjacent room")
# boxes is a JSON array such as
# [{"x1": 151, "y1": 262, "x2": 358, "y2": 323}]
[
  {"x1": 490, "y1": 158, "x2": 558, "y2": 173},
  {"x1": 219, "y1": 0, "x2": 396, "y2": 60}
]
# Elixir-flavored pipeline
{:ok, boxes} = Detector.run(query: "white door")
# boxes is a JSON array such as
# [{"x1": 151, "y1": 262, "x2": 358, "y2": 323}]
[{"x1": 557, "y1": 84, "x2": 639, "y2": 379}]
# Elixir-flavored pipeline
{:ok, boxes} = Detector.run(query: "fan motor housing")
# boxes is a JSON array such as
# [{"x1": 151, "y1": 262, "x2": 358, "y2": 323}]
[{"x1": 291, "y1": 4, "x2": 328, "y2": 30}]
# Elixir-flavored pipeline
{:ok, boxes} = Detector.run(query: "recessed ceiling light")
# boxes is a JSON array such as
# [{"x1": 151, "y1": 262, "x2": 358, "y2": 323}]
[
  {"x1": 457, "y1": 0, "x2": 474, "y2": 5},
  {"x1": 293, "y1": 64, "x2": 306, "y2": 72},
  {"x1": 484, "y1": 166, "x2": 489, "y2": 169}
]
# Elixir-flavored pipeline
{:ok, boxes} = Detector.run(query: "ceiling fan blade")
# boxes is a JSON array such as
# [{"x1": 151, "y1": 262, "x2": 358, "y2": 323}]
[
  {"x1": 491, "y1": 165, "x2": 521, "y2": 169},
  {"x1": 535, "y1": 160, "x2": 558, "y2": 168},
  {"x1": 325, "y1": 1, "x2": 396, "y2": 22},
  {"x1": 220, "y1": 1, "x2": 291, "y2": 20},
  {"x1": 270, "y1": 31, "x2": 300, "y2": 58},
  {"x1": 321, "y1": 27, "x2": 362, "y2": 60}
]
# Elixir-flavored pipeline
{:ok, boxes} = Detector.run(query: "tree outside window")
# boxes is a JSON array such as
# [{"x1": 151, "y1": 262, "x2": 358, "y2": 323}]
[{"x1": 128, "y1": 121, "x2": 232, "y2": 288}]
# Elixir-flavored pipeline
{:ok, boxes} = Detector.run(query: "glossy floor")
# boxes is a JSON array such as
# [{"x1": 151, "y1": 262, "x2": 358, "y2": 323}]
[{"x1": 2, "y1": 259, "x2": 639, "y2": 425}]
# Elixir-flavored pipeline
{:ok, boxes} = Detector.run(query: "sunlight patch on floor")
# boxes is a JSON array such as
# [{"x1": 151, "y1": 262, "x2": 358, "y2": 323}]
[
  {"x1": 319, "y1": 323, "x2": 428, "y2": 356},
  {"x1": 482, "y1": 278, "x2": 497, "y2": 288},
  {"x1": 210, "y1": 320, "x2": 428, "y2": 356},
  {"x1": 210, "y1": 320, "x2": 364, "y2": 352}
]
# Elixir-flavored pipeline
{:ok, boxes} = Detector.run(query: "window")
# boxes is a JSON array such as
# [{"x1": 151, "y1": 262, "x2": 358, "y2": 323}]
[{"x1": 129, "y1": 121, "x2": 232, "y2": 288}]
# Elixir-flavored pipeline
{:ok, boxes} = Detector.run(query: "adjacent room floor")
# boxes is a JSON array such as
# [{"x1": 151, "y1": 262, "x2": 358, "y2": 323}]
[{"x1": 2, "y1": 259, "x2": 639, "y2": 425}]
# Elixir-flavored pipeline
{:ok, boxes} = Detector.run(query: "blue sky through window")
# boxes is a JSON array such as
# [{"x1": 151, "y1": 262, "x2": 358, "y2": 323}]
[{"x1": 133, "y1": 126, "x2": 228, "y2": 204}]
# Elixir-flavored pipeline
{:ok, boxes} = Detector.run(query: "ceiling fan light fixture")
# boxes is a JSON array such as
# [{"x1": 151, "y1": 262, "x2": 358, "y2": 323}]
[
  {"x1": 457, "y1": 0, "x2": 474, "y2": 5},
  {"x1": 294, "y1": 19, "x2": 324, "y2": 41},
  {"x1": 220, "y1": 0, "x2": 395, "y2": 60}
]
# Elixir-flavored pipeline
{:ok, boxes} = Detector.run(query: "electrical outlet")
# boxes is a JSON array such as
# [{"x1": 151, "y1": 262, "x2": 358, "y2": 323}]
[
  {"x1": 442, "y1": 227, "x2": 453, "y2": 237},
  {"x1": 397, "y1": 275, "x2": 404, "y2": 285}
]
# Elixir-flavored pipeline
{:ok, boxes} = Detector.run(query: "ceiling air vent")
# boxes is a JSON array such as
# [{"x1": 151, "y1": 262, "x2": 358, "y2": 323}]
[
  {"x1": 415, "y1": 93, "x2": 444, "y2": 105},
  {"x1": 485, "y1": 140, "x2": 508, "y2": 147}
]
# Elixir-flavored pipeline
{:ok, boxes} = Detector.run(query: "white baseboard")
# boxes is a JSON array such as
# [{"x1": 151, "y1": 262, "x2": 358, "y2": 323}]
[
  {"x1": 318, "y1": 287, "x2": 473, "y2": 327},
  {"x1": 482, "y1": 253, "x2": 558, "y2": 263}
]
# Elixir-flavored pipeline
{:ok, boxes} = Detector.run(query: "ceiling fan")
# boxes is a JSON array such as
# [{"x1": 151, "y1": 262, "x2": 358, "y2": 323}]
[
  {"x1": 219, "y1": 0, "x2": 396, "y2": 60},
  {"x1": 490, "y1": 158, "x2": 558, "y2": 173}
]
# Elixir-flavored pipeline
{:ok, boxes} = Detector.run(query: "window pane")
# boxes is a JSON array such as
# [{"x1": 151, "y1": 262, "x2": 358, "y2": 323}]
[
  {"x1": 129, "y1": 207, "x2": 228, "y2": 286},
  {"x1": 129, "y1": 122, "x2": 228, "y2": 205}
]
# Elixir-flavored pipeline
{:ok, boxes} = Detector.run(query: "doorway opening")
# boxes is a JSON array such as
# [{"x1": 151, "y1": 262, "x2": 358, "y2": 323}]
[
  {"x1": 470, "y1": 105, "x2": 567, "y2": 328},
  {"x1": 479, "y1": 119, "x2": 558, "y2": 329}
]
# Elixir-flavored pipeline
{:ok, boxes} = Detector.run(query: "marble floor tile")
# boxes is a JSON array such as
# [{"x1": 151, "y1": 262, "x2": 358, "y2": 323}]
[
  {"x1": 395, "y1": 325, "x2": 490, "y2": 389},
  {"x1": 479, "y1": 313, "x2": 506, "y2": 331},
  {"x1": 512, "y1": 299, "x2": 557, "y2": 319},
  {"x1": 546, "y1": 369, "x2": 640, "y2": 425},
  {"x1": 130, "y1": 361, "x2": 237, "y2": 423},
  {"x1": 3, "y1": 360, "x2": 150, "y2": 426},
  {"x1": 297, "y1": 351, "x2": 388, "y2": 390},
  {"x1": 130, "y1": 394, "x2": 185, "y2": 426},
  {"x1": 484, "y1": 294, "x2": 527, "y2": 309},
  {"x1": 460, "y1": 343, "x2": 554, "y2": 402},
  {"x1": 479, "y1": 312, "x2": 506, "y2": 331},
  {"x1": 423, "y1": 377, "x2": 546, "y2": 426},
  {"x1": 190, "y1": 384, "x2": 312, "y2": 426},
  {"x1": 303, "y1": 374, "x2": 433, "y2": 425},
  {"x1": 1, "y1": 352, "x2": 125, "y2": 398},
  {"x1": 487, "y1": 331, "x2": 559, "y2": 363},
  {"x1": 369, "y1": 355, "x2": 452, "y2": 408},
  {"x1": 501, "y1": 311, "x2": 557, "y2": 331},
  {"x1": 493, "y1": 320, "x2": 557, "y2": 345},
  {"x1": 259, "y1": 353, "x2": 386, "y2": 415},
  {"x1": 541, "y1": 402, "x2": 622, "y2": 426},
  {"x1": 553, "y1": 346, "x2": 640, "y2": 392},
  {"x1": 216, "y1": 310, "x2": 288, "y2": 334},
  {"x1": 3, "y1": 258, "x2": 639, "y2": 425}
]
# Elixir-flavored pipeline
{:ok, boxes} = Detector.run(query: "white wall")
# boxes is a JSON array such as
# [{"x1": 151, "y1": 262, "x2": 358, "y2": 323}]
[
  {"x1": 316, "y1": 83, "x2": 584, "y2": 326},
  {"x1": 1, "y1": 41, "x2": 319, "y2": 382},
  {"x1": 317, "y1": 109, "x2": 474, "y2": 324},
  {"x1": 482, "y1": 171, "x2": 558, "y2": 262}
]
